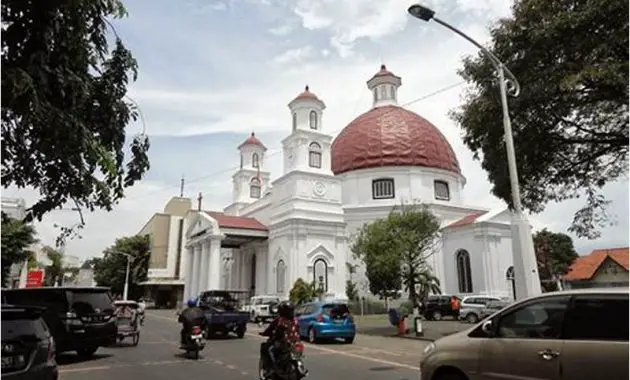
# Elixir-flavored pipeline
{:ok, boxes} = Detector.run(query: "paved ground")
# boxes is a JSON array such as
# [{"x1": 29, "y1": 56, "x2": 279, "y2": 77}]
[
  {"x1": 353, "y1": 314, "x2": 468, "y2": 341},
  {"x1": 58, "y1": 310, "x2": 431, "y2": 380}
]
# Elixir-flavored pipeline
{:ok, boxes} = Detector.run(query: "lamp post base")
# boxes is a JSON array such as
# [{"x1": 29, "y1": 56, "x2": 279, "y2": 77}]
[{"x1": 510, "y1": 212, "x2": 543, "y2": 300}]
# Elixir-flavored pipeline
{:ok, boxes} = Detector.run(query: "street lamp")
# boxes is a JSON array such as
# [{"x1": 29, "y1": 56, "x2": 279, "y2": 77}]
[
  {"x1": 109, "y1": 251, "x2": 133, "y2": 301},
  {"x1": 408, "y1": 4, "x2": 542, "y2": 300}
]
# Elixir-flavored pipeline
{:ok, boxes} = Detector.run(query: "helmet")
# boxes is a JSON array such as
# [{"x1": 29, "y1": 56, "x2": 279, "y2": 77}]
[
  {"x1": 277, "y1": 301, "x2": 294, "y2": 319},
  {"x1": 187, "y1": 297, "x2": 198, "y2": 308}
]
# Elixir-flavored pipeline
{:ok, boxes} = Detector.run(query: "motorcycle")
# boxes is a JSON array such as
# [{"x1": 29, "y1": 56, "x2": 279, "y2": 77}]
[
  {"x1": 259, "y1": 340, "x2": 308, "y2": 380},
  {"x1": 181, "y1": 325, "x2": 205, "y2": 359}
]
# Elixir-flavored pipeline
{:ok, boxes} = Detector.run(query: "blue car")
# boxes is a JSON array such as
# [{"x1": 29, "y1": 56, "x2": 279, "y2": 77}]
[{"x1": 295, "y1": 301, "x2": 355, "y2": 344}]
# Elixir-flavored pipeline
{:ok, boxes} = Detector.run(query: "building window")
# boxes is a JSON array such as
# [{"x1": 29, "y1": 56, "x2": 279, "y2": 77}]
[
  {"x1": 292, "y1": 112, "x2": 297, "y2": 131},
  {"x1": 372, "y1": 178, "x2": 395, "y2": 199},
  {"x1": 309, "y1": 110, "x2": 318, "y2": 130},
  {"x1": 391, "y1": 85, "x2": 396, "y2": 101},
  {"x1": 373, "y1": 89, "x2": 377, "y2": 103},
  {"x1": 308, "y1": 142, "x2": 322, "y2": 168},
  {"x1": 276, "y1": 259, "x2": 286, "y2": 294},
  {"x1": 313, "y1": 258, "x2": 328, "y2": 292},
  {"x1": 252, "y1": 153, "x2": 259, "y2": 168},
  {"x1": 456, "y1": 249, "x2": 473, "y2": 293},
  {"x1": 434, "y1": 180, "x2": 450, "y2": 201},
  {"x1": 240, "y1": 154, "x2": 243, "y2": 169},
  {"x1": 250, "y1": 178, "x2": 261, "y2": 199},
  {"x1": 379, "y1": 85, "x2": 387, "y2": 100}
]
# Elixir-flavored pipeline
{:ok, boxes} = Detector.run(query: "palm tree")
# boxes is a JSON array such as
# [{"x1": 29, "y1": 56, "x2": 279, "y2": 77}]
[{"x1": 415, "y1": 267, "x2": 441, "y2": 301}]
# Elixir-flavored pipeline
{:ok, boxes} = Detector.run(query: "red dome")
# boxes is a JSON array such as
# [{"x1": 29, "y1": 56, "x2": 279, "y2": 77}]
[
  {"x1": 331, "y1": 105, "x2": 460, "y2": 175},
  {"x1": 238, "y1": 132, "x2": 267, "y2": 151}
]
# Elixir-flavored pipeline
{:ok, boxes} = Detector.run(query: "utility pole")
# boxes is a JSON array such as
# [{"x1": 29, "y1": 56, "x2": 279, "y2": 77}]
[
  {"x1": 179, "y1": 175, "x2": 185, "y2": 197},
  {"x1": 197, "y1": 192, "x2": 203, "y2": 211}
]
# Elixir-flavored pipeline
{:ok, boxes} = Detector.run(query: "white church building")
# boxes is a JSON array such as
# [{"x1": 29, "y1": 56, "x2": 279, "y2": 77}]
[{"x1": 181, "y1": 65, "x2": 519, "y2": 302}]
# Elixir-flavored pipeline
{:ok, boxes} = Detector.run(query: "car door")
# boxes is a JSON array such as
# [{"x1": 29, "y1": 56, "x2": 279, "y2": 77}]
[
  {"x1": 560, "y1": 293, "x2": 629, "y2": 380},
  {"x1": 296, "y1": 304, "x2": 313, "y2": 336},
  {"x1": 478, "y1": 295, "x2": 570, "y2": 380}
]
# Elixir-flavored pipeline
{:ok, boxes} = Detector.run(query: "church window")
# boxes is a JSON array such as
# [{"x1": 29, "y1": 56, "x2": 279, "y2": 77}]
[
  {"x1": 379, "y1": 85, "x2": 387, "y2": 100},
  {"x1": 456, "y1": 249, "x2": 473, "y2": 293},
  {"x1": 372, "y1": 178, "x2": 395, "y2": 199},
  {"x1": 252, "y1": 153, "x2": 259, "y2": 168},
  {"x1": 391, "y1": 85, "x2": 396, "y2": 101},
  {"x1": 373, "y1": 89, "x2": 378, "y2": 103},
  {"x1": 313, "y1": 258, "x2": 328, "y2": 292},
  {"x1": 309, "y1": 110, "x2": 318, "y2": 130},
  {"x1": 240, "y1": 154, "x2": 243, "y2": 169},
  {"x1": 276, "y1": 259, "x2": 286, "y2": 294},
  {"x1": 308, "y1": 142, "x2": 322, "y2": 168},
  {"x1": 250, "y1": 178, "x2": 261, "y2": 199},
  {"x1": 434, "y1": 180, "x2": 450, "y2": 201},
  {"x1": 292, "y1": 112, "x2": 297, "y2": 131}
]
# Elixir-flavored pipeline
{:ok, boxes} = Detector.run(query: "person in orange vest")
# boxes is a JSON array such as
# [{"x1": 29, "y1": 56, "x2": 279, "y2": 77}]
[{"x1": 450, "y1": 296, "x2": 461, "y2": 318}]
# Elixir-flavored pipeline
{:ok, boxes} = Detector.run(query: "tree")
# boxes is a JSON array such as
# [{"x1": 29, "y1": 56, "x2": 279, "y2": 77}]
[
  {"x1": 42, "y1": 246, "x2": 64, "y2": 287},
  {"x1": 1, "y1": 0, "x2": 150, "y2": 243},
  {"x1": 452, "y1": 0, "x2": 628, "y2": 239},
  {"x1": 1, "y1": 212, "x2": 37, "y2": 285},
  {"x1": 93, "y1": 235, "x2": 150, "y2": 299},
  {"x1": 353, "y1": 204, "x2": 442, "y2": 309},
  {"x1": 345, "y1": 280, "x2": 359, "y2": 302},
  {"x1": 414, "y1": 267, "x2": 442, "y2": 302},
  {"x1": 533, "y1": 228, "x2": 579, "y2": 291},
  {"x1": 288, "y1": 278, "x2": 324, "y2": 305}
]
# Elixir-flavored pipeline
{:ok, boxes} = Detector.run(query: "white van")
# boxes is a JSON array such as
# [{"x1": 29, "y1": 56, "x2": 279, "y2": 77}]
[{"x1": 244, "y1": 295, "x2": 281, "y2": 323}]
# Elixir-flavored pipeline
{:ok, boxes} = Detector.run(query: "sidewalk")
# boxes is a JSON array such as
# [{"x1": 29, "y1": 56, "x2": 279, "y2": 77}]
[{"x1": 354, "y1": 314, "x2": 467, "y2": 342}]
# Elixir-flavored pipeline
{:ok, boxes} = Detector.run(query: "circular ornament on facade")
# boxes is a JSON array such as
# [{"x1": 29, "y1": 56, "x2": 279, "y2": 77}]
[{"x1": 312, "y1": 181, "x2": 327, "y2": 197}]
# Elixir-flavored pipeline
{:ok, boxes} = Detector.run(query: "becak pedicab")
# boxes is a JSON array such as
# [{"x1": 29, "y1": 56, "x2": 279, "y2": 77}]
[{"x1": 114, "y1": 300, "x2": 141, "y2": 346}]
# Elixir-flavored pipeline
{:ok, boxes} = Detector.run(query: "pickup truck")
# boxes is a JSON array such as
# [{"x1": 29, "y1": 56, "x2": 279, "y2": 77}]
[{"x1": 198, "y1": 290, "x2": 250, "y2": 339}]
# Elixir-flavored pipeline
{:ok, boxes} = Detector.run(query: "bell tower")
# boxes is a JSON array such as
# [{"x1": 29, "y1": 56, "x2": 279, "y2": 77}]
[{"x1": 367, "y1": 64, "x2": 402, "y2": 108}]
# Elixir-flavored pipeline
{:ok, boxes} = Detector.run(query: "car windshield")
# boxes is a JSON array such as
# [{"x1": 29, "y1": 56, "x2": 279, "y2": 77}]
[
  {"x1": 322, "y1": 304, "x2": 350, "y2": 316},
  {"x1": 70, "y1": 291, "x2": 113, "y2": 314}
]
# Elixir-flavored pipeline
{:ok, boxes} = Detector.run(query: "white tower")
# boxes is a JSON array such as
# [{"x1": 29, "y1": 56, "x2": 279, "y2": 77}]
[
  {"x1": 224, "y1": 132, "x2": 270, "y2": 216},
  {"x1": 367, "y1": 64, "x2": 402, "y2": 108},
  {"x1": 282, "y1": 85, "x2": 332, "y2": 175}
]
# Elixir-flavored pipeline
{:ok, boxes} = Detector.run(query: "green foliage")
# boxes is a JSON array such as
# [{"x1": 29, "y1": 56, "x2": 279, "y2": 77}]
[
  {"x1": 93, "y1": 235, "x2": 150, "y2": 298},
  {"x1": 345, "y1": 280, "x2": 359, "y2": 301},
  {"x1": 1, "y1": 0, "x2": 150, "y2": 243},
  {"x1": 452, "y1": 0, "x2": 628, "y2": 239},
  {"x1": 288, "y1": 278, "x2": 324, "y2": 305},
  {"x1": 1, "y1": 212, "x2": 37, "y2": 285},
  {"x1": 42, "y1": 246, "x2": 64, "y2": 287},
  {"x1": 533, "y1": 228, "x2": 579, "y2": 291},
  {"x1": 353, "y1": 204, "x2": 442, "y2": 306}
]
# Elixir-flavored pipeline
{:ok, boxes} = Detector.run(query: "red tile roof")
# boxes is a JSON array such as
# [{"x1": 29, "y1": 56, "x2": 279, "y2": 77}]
[
  {"x1": 371, "y1": 64, "x2": 398, "y2": 79},
  {"x1": 205, "y1": 211, "x2": 268, "y2": 232},
  {"x1": 238, "y1": 132, "x2": 267, "y2": 151},
  {"x1": 564, "y1": 247, "x2": 629, "y2": 281},
  {"x1": 291, "y1": 85, "x2": 321, "y2": 102},
  {"x1": 444, "y1": 211, "x2": 488, "y2": 229}
]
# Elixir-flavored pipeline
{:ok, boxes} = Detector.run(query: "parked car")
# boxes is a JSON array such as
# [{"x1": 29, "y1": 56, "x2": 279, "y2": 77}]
[
  {"x1": 479, "y1": 299, "x2": 511, "y2": 321},
  {"x1": 244, "y1": 295, "x2": 281, "y2": 323},
  {"x1": 2, "y1": 287, "x2": 117, "y2": 359},
  {"x1": 458, "y1": 295, "x2": 503, "y2": 323},
  {"x1": 2, "y1": 304, "x2": 59, "y2": 380},
  {"x1": 295, "y1": 301, "x2": 355, "y2": 344},
  {"x1": 419, "y1": 288, "x2": 629, "y2": 380},
  {"x1": 423, "y1": 295, "x2": 460, "y2": 321}
]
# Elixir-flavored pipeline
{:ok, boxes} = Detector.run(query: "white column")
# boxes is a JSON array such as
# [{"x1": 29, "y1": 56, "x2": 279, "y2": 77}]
[
  {"x1": 184, "y1": 247, "x2": 194, "y2": 301},
  {"x1": 198, "y1": 241, "x2": 210, "y2": 293},
  {"x1": 191, "y1": 243, "x2": 202, "y2": 297},
  {"x1": 207, "y1": 238, "x2": 222, "y2": 290}
]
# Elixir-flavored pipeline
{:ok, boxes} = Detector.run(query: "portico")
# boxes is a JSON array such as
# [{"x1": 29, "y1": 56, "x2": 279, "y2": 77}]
[{"x1": 183, "y1": 210, "x2": 268, "y2": 301}]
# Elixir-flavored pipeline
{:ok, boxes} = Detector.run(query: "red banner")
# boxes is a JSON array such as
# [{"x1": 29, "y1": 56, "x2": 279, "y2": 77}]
[{"x1": 26, "y1": 270, "x2": 44, "y2": 288}]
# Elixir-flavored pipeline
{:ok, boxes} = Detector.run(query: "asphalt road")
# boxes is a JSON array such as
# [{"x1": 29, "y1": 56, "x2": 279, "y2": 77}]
[{"x1": 58, "y1": 310, "x2": 429, "y2": 380}]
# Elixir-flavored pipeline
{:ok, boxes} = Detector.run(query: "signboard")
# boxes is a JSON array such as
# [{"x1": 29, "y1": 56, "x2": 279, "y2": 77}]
[{"x1": 26, "y1": 270, "x2": 44, "y2": 288}]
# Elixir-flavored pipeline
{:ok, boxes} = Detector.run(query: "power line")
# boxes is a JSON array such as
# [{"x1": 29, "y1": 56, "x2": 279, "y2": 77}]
[{"x1": 123, "y1": 80, "x2": 467, "y2": 201}]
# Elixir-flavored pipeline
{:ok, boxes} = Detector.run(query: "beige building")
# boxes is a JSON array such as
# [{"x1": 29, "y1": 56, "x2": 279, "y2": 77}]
[
  {"x1": 564, "y1": 247, "x2": 629, "y2": 289},
  {"x1": 138, "y1": 196, "x2": 192, "y2": 308}
]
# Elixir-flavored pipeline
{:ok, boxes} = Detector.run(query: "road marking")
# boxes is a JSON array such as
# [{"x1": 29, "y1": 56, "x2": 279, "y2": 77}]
[
  {"x1": 59, "y1": 365, "x2": 111, "y2": 373},
  {"x1": 146, "y1": 312, "x2": 419, "y2": 371}
]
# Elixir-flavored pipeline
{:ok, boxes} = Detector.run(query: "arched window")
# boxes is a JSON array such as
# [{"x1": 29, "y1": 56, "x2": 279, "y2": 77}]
[
  {"x1": 292, "y1": 112, "x2": 297, "y2": 131},
  {"x1": 434, "y1": 180, "x2": 450, "y2": 201},
  {"x1": 276, "y1": 259, "x2": 286, "y2": 294},
  {"x1": 379, "y1": 85, "x2": 387, "y2": 100},
  {"x1": 313, "y1": 258, "x2": 328, "y2": 292},
  {"x1": 309, "y1": 110, "x2": 318, "y2": 130},
  {"x1": 252, "y1": 153, "x2": 259, "y2": 168},
  {"x1": 456, "y1": 249, "x2": 473, "y2": 293},
  {"x1": 308, "y1": 142, "x2": 322, "y2": 168},
  {"x1": 372, "y1": 178, "x2": 395, "y2": 199},
  {"x1": 391, "y1": 85, "x2": 396, "y2": 101},
  {"x1": 506, "y1": 266, "x2": 514, "y2": 280},
  {"x1": 373, "y1": 89, "x2": 378, "y2": 103},
  {"x1": 240, "y1": 154, "x2": 243, "y2": 169},
  {"x1": 250, "y1": 178, "x2": 261, "y2": 199}
]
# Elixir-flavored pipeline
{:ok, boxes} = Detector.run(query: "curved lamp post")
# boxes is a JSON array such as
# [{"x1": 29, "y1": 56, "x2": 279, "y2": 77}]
[
  {"x1": 408, "y1": 4, "x2": 542, "y2": 300},
  {"x1": 110, "y1": 251, "x2": 133, "y2": 301}
]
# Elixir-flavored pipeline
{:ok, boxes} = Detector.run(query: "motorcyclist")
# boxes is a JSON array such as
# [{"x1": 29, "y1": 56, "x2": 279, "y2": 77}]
[
  {"x1": 178, "y1": 297, "x2": 205, "y2": 346},
  {"x1": 259, "y1": 301, "x2": 300, "y2": 376}
]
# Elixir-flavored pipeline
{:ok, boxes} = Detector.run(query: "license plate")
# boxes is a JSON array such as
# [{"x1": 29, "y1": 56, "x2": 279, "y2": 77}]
[
  {"x1": 1, "y1": 355, "x2": 25, "y2": 369},
  {"x1": 334, "y1": 319, "x2": 343, "y2": 323},
  {"x1": 191, "y1": 334, "x2": 203, "y2": 339}
]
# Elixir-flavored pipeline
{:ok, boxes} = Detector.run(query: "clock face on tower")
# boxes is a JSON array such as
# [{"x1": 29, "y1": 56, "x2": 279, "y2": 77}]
[{"x1": 312, "y1": 181, "x2": 327, "y2": 197}]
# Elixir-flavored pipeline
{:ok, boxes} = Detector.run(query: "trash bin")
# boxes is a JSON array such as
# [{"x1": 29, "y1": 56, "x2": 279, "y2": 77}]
[{"x1": 414, "y1": 316, "x2": 423, "y2": 337}]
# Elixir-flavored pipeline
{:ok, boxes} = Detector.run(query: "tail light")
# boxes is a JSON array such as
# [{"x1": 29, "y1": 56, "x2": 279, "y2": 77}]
[
  {"x1": 315, "y1": 314, "x2": 324, "y2": 322},
  {"x1": 294, "y1": 342, "x2": 304, "y2": 353},
  {"x1": 192, "y1": 326, "x2": 201, "y2": 335},
  {"x1": 47, "y1": 336, "x2": 55, "y2": 361}
]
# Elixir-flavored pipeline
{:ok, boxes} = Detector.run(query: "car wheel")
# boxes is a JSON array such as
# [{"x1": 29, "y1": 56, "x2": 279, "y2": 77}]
[
  {"x1": 432, "y1": 311, "x2": 442, "y2": 321},
  {"x1": 344, "y1": 336, "x2": 354, "y2": 344},
  {"x1": 308, "y1": 327, "x2": 317, "y2": 344},
  {"x1": 434, "y1": 370, "x2": 467, "y2": 380},
  {"x1": 465, "y1": 313, "x2": 479, "y2": 324},
  {"x1": 76, "y1": 346, "x2": 98, "y2": 360}
]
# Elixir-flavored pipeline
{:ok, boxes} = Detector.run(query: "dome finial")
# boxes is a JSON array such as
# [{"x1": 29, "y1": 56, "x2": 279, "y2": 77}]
[
  {"x1": 251, "y1": 131, "x2": 255, "y2": 137},
  {"x1": 380, "y1": 64, "x2": 386, "y2": 70},
  {"x1": 305, "y1": 85, "x2": 309, "y2": 91}
]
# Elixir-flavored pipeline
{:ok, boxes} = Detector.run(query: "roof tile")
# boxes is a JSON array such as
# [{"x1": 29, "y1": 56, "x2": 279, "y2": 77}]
[
  {"x1": 564, "y1": 247, "x2": 629, "y2": 281},
  {"x1": 205, "y1": 211, "x2": 268, "y2": 232}
]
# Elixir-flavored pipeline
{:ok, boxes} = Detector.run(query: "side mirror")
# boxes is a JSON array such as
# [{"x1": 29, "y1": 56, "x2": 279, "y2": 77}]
[{"x1": 481, "y1": 320, "x2": 494, "y2": 336}]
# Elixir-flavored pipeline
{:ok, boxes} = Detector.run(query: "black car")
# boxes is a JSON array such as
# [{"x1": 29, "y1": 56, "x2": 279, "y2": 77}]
[
  {"x1": 2, "y1": 287, "x2": 117, "y2": 359},
  {"x1": 2, "y1": 304, "x2": 59, "y2": 380},
  {"x1": 422, "y1": 295, "x2": 461, "y2": 321}
]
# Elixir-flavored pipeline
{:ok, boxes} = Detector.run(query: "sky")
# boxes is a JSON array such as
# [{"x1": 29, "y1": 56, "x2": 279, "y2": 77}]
[{"x1": 3, "y1": 0, "x2": 628, "y2": 260}]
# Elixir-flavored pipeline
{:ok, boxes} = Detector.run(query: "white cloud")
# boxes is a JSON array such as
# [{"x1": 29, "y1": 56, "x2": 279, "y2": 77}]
[
  {"x1": 273, "y1": 46, "x2": 314, "y2": 64},
  {"x1": 269, "y1": 24, "x2": 294, "y2": 36}
]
